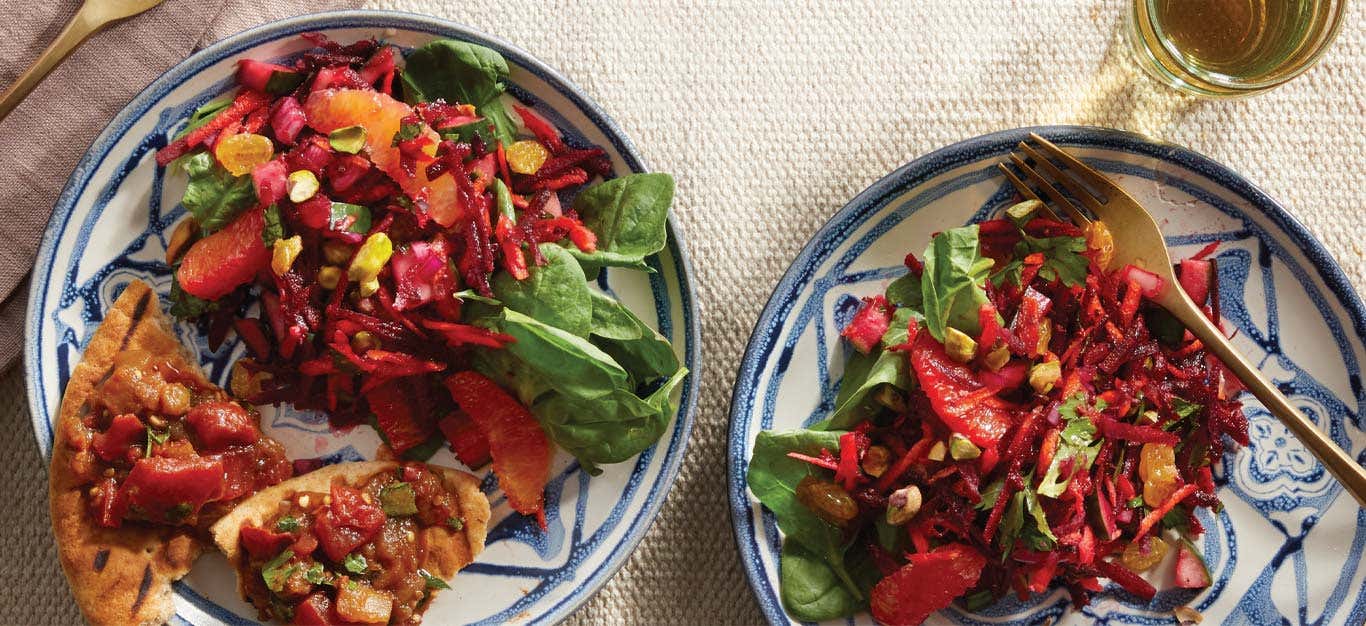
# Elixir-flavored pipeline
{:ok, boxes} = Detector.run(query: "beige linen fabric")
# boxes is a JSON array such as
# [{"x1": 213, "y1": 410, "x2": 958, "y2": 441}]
[{"x1": 4, "y1": 0, "x2": 1365, "y2": 624}]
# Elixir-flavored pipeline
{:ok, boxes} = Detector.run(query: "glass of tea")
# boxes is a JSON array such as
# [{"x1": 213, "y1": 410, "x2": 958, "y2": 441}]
[{"x1": 1128, "y1": 0, "x2": 1348, "y2": 97}]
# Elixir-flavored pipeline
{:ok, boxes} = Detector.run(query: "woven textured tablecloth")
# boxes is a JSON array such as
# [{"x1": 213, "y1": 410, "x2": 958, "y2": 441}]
[{"x1": 5, "y1": 1, "x2": 1365, "y2": 624}]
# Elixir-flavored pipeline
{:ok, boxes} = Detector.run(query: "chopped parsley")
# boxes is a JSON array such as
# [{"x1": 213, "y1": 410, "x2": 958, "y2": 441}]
[
  {"x1": 342, "y1": 553, "x2": 367, "y2": 575},
  {"x1": 303, "y1": 563, "x2": 333, "y2": 586},
  {"x1": 262, "y1": 550, "x2": 296, "y2": 593},
  {"x1": 274, "y1": 516, "x2": 301, "y2": 533},
  {"x1": 145, "y1": 427, "x2": 170, "y2": 457},
  {"x1": 418, "y1": 569, "x2": 450, "y2": 590}
]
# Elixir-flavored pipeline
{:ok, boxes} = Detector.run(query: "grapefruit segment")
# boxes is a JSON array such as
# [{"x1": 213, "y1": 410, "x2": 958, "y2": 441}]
[{"x1": 444, "y1": 371, "x2": 551, "y2": 525}]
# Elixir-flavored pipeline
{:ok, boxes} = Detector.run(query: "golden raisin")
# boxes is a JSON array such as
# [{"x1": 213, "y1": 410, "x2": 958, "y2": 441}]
[
  {"x1": 214, "y1": 133, "x2": 274, "y2": 176},
  {"x1": 1138, "y1": 443, "x2": 1177, "y2": 482},
  {"x1": 507, "y1": 140, "x2": 550, "y2": 175},
  {"x1": 795, "y1": 476, "x2": 858, "y2": 527},
  {"x1": 1120, "y1": 535, "x2": 1169, "y2": 572},
  {"x1": 1144, "y1": 465, "x2": 1182, "y2": 506}
]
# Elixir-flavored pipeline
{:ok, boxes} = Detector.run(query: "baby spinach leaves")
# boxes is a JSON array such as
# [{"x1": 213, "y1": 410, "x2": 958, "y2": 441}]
[
  {"x1": 819, "y1": 348, "x2": 908, "y2": 431},
  {"x1": 586, "y1": 291, "x2": 680, "y2": 387},
  {"x1": 475, "y1": 309, "x2": 685, "y2": 473},
  {"x1": 746, "y1": 430, "x2": 861, "y2": 601},
  {"x1": 173, "y1": 94, "x2": 233, "y2": 141},
  {"x1": 779, "y1": 542, "x2": 866, "y2": 621},
  {"x1": 491, "y1": 244, "x2": 593, "y2": 337},
  {"x1": 400, "y1": 40, "x2": 517, "y2": 146},
  {"x1": 567, "y1": 173, "x2": 674, "y2": 274},
  {"x1": 920, "y1": 224, "x2": 993, "y2": 342},
  {"x1": 180, "y1": 152, "x2": 257, "y2": 233}
]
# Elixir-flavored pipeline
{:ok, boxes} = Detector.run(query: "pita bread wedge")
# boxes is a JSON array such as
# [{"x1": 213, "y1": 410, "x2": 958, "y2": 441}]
[
  {"x1": 49, "y1": 279, "x2": 291, "y2": 626},
  {"x1": 210, "y1": 461, "x2": 490, "y2": 624}
]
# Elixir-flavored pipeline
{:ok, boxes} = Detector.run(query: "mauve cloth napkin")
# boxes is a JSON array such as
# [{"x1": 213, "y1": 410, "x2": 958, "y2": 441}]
[{"x1": 0, "y1": 0, "x2": 356, "y2": 370}]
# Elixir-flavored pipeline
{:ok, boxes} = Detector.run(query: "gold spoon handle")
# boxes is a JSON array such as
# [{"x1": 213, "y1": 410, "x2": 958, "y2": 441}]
[
  {"x1": 1164, "y1": 290, "x2": 1366, "y2": 506},
  {"x1": 0, "y1": 3, "x2": 104, "y2": 124}
]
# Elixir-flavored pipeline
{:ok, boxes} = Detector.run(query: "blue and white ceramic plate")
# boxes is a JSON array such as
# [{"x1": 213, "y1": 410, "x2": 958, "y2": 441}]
[
  {"x1": 728, "y1": 126, "x2": 1366, "y2": 625},
  {"x1": 25, "y1": 10, "x2": 698, "y2": 625}
]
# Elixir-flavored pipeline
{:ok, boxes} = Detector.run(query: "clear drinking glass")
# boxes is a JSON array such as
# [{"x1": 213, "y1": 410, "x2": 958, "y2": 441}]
[{"x1": 1128, "y1": 0, "x2": 1348, "y2": 97}]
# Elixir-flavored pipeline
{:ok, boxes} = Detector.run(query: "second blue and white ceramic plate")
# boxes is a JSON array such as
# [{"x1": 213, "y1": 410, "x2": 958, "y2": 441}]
[
  {"x1": 26, "y1": 10, "x2": 699, "y2": 626},
  {"x1": 728, "y1": 126, "x2": 1366, "y2": 625}
]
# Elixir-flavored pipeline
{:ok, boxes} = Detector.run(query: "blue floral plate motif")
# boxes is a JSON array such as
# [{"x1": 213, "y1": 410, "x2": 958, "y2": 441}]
[
  {"x1": 24, "y1": 10, "x2": 699, "y2": 625},
  {"x1": 727, "y1": 126, "x2": 1366, "y2": 626}
]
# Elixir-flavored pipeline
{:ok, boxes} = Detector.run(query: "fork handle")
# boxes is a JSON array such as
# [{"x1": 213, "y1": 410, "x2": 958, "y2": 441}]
[
  {"x1": 0, "y1": 3, "x2": 103, "y2": 124},
  {"x1": 1163, "y1": 291, "x2": 1366, "y2": 507}
]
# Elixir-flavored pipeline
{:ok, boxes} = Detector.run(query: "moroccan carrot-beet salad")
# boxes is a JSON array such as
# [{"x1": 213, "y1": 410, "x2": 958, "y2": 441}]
[
  {"x1": 157, "y1": 34, "x2": 686, "y2": 528},
  {"x1": 747, "y1": 201, "x2": 1246, "y2": 625}
]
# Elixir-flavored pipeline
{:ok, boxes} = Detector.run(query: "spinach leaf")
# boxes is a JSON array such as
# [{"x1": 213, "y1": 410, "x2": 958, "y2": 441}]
[
  {"x1": 173, "y1": 93, "x2": 233, "y2": 141},
  {"x1": 262, "y1": 204, "x2": 284, "y2": 247},
  {"x1": 400, "y1": 40, "x2": 517, "y2": 146},
  {"x1": 879, "y1": 306, "x2": 920, "y2": 350},
  {"x1": 531, "y1": 367, "x2": 685, "y2": 474},
  {"x1": 884, "y1": 272, "x2": 923, "y2": 310},
  {"x1": 587, "y1": 290, "x2": 680, "y2": 386},
  {"x1": 747, "y1": 429, "x2": 861, "y2": 598},
  {"x1": 819, "y1": 348, "x2": 909, "y2": 431},
  {"x1": 919, "y1": 225, "x2": 993, "y2": 342},
  {"x1": 999, "y1": 473, "x2": 1057, "y2": 556},
  {"x1": 567, "y1": 174, "x2": 674, "y2": 274},
  {"x1": 491, "y1": 244, "x2": 593, "y2": 336},
  {"x1": 779, "y1": 542, "x2": 865, "y2": 621},
  {"x1": 181, "y1": 152, "x2": 257, "y2": 233},
  {"x1": 476, "y1": 309, "x2": 685, "y2": 473}
]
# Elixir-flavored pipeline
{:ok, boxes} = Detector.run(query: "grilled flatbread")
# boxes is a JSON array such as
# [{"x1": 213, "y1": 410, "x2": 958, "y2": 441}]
[
  {"x1": 49, "y1": 279, "x2": 291, "y2": 625},
  {"x1": 210, "y1": 461, "x2": 490, "y2": 624},
  {"x1": 49, "y1": 280, "x2": 201, "y2": 626}
]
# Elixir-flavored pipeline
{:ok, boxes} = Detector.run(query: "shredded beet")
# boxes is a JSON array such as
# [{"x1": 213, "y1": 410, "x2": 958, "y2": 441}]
[
  {"x1": 795, "y1": 215, "x2": 1248, "y2": 620},
  {"x1": 166, "y1": 35, "x2": 617, "y2": 466}
]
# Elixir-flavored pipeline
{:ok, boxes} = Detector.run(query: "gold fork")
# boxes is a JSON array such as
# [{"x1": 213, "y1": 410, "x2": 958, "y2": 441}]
[
  {"x1": 0, "y1": 0, "x2": 165, "y2": 123},
  {"x1": 1000, "y1": 132, "x2": 1366, "y2": 507}
]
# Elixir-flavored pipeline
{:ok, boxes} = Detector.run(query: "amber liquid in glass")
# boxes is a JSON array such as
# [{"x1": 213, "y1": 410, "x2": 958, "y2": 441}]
[{"x1": 1131, "y1": 0, "x2": 1344, "y2": 96}]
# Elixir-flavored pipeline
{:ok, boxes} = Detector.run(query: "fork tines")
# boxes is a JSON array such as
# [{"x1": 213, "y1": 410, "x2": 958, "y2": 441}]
[{"x1": 998, "y1": 133, "x2": 1124, "y2": 228}]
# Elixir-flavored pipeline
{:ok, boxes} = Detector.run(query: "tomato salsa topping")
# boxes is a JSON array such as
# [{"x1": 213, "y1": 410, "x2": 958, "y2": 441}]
[
  {"x1": 66, "y1": 350, "x2": 290, "y2": 528},
  {"x1": 749, "y1": 203, "x2": 1247, "y2": 624},
  {"x1": 234, "y1": 463, "x2": 469, "y2": 625}
]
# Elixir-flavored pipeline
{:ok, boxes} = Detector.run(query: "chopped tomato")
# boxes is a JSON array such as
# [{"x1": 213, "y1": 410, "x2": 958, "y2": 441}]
[
  {"x1": 120, "y1": 456, "x2": 225, "y2": 522},
  {"x1": 870, "y1": 543, "x2": 986, "y2": 626},
  {"x1": 910, "y1": 331, "x2": 1015, "y2": 447},
  {"x1": 177, "y1": 207, "x2": 270, "y2": 300},
  {"x1": 240, "y1": 525, "x2": 295, "y2": 558},
  {"x1": 291, "y1": 592, "x2": 333, "y2": 626},
  {"x1": 444, "y1": 371, "x2": 551, "y2": 524},
  {"x1": 213, "y1": 441, "x2": 292, "y2": 502},
  {"x1": 185, "y1": 401, "x2": 260, "y2": 452},
  {"x1": 92, "y1": 477, "x2": 127, "y2": 528},
  {"x1": 314, "y1": 484, "x2": 385, "y2": 562},
  {"x1": 92, "y1": 413, "x2": 145, "y2": 462}
]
